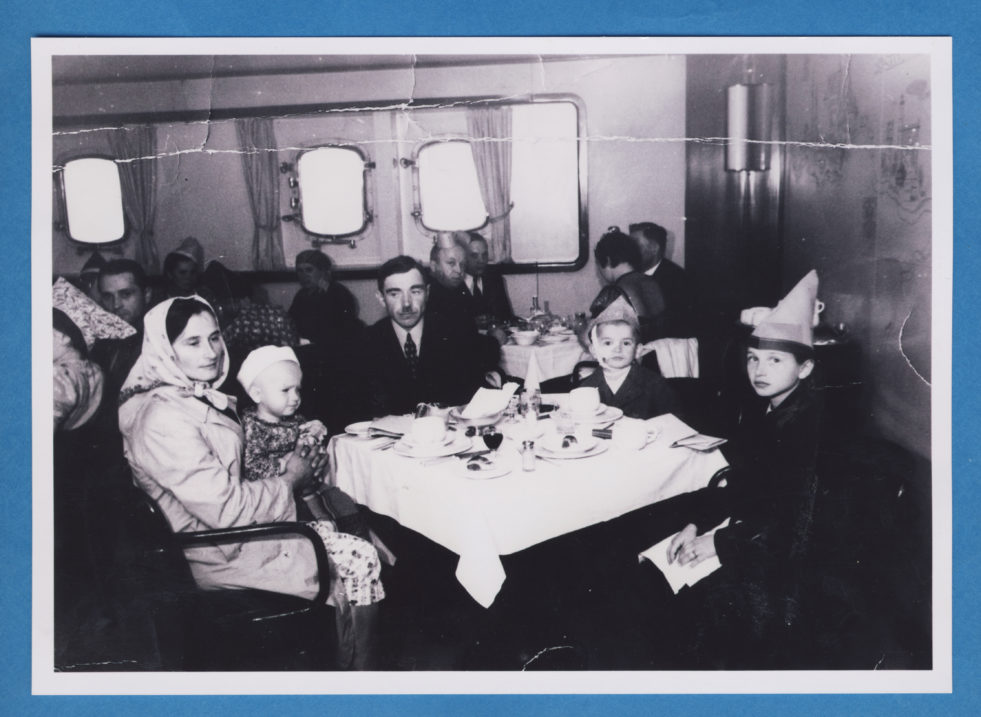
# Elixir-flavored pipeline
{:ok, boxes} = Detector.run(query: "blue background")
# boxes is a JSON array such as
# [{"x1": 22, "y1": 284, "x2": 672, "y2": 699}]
[{"x1": 5, "y1": 1, "x2": 977, "y2": 714}]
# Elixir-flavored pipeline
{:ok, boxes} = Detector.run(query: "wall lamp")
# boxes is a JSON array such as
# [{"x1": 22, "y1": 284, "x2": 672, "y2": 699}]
[{"x1": 726, "y1": 82, "x2": 773, "y2": 172}]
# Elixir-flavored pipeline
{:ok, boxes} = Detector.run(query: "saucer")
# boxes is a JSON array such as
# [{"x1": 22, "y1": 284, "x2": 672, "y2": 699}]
[{"x1": 394, "y1": 434, "x2": 472, "y2": 459}]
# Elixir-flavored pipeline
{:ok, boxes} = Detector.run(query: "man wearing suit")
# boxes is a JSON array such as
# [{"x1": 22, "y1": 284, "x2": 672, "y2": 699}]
[
  {"x1": 462, "y1": 232, "x2": 515, "y2": 325},
  {"x1": 629, "y1": 221, "x2": 695, "y2": 337},
  {"x1": 356, "y1": 256, "x2": 487, "y2": 418}
]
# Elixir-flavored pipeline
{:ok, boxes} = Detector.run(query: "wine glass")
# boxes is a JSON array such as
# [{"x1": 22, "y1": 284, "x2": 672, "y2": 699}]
[{"x1": 481, "y1": 425, "x2": 504, "y2": 457}]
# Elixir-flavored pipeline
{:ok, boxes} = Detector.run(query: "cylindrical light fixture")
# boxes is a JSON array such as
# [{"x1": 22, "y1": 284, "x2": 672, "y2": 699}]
[{"x1": 726, "y1": 82, "x2": 773, "y2": 172}]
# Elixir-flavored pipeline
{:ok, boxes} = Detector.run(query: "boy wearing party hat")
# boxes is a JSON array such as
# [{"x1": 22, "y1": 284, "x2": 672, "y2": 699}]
[
  {"x1": 578, "y1": 294, "x2": 679, "y2": 420},
  {"x1": 742, "y1": 269, "x2": 819, "y2": 411},
  {"x1": 592, "y1": 272, "x2": 826, "y2": 669}
]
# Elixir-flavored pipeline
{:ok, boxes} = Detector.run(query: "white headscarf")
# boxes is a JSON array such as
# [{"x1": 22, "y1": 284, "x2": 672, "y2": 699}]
[{"x1": 119, "y1": 295, "x2": 231, "y2": 411}]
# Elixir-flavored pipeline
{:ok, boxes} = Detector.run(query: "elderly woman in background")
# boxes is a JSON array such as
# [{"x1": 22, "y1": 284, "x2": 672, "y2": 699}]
[{"x1": 118, "y1": 296, "x2": 384, "y2": 669}]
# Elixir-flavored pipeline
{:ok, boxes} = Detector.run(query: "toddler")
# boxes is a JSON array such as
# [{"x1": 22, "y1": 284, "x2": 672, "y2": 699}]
[
  {"x1": 238, "y1": 345, "x2": 327, "y2": 482},
  {"x1": 237, "y1": 345, "x2": 369, "y2": 539},
  {"x1": 578, "y1": 295, "x2": 679, "y2": 420}
]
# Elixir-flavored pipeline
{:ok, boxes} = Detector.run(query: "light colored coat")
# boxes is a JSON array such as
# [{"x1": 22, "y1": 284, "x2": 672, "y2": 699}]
[
  {"x1": 120, "y1": 384, "x2": 320, "y2": 599},
  {"x1": 117, "y1": 295, "x2": 321, "y2": 600}
]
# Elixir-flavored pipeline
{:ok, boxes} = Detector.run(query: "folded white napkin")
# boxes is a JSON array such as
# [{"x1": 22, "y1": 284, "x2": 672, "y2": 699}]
[
  {"x1": 638, "y1": 519, "x2": 730, "y2": 594},
  {"x1": 461, "y1": 382, "x2": 519, "y2": 419},
  {"x1": 368, "y1": 415, "x2": 414, "y2": 436}
]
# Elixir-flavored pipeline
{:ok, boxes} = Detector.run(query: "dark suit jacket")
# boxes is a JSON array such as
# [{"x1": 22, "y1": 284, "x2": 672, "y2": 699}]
[
  {"x1": 289, "y1": 281, "x2": 364, "y2": 345},
  {"x1": 354, "y1": 314, "x2": 488, "y2": 418},
  {"x1": 467, "y1": 268, "x2": 514, "y2": 323},
  {"x1": 427, "y1": 280, "x2": 502, "y2": 372},
  {"x1": 651, "y1": 259, "x2": 695, "y2": 337},
  {"x1": 577, "y1": 364, "x2": 679, "y2": 420}
]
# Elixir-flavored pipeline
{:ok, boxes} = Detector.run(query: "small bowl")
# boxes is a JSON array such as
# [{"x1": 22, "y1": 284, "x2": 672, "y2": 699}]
[{"x1": 513, "y1": 330, "x2": 540, "y2": 346}]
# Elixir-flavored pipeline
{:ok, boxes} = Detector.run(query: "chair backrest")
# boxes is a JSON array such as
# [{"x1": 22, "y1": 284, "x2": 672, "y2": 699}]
[
  {"x1": 117, "y1": 485, "x2": 198, "y2": 600},
  {"x1": 641, "y1": 337, "x2": 699, "y2": 378}
]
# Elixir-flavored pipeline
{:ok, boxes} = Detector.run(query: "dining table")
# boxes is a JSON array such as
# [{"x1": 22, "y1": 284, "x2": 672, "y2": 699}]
[
  {"x1": 499, "y1": 336, "x2": 588, "y2": 389},
  {"x1": 327, "y1": 402, "x2": 728, "y2": 608}
]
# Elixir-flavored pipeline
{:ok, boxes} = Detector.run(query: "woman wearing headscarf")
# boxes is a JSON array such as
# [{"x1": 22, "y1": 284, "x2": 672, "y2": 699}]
[{"x1": 118, "y1": 296, "x2": 383, "y2": 669}]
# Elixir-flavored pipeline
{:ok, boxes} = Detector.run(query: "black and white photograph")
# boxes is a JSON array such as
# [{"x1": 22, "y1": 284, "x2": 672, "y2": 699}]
[{"x1": 33, "y1": 37, "x2": 951, "y2": 693}]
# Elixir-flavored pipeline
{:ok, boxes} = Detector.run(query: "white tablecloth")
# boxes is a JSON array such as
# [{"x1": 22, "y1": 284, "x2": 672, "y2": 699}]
[
  {"x1": 329, "y1": 420, "x2": 727, "y2": 608},
  {"x1": 500, "y1": 340, "x2": 587, "y2": 389}
]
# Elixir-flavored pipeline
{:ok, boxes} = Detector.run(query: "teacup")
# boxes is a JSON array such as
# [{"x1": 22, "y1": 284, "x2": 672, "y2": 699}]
[
  {"x1": 612, "y1": 418, "x2": 649, "y2": 451},
  {"x1": 410, "y1": 415, "x2": 447, "y2": 445},
  {"x1": 568, "y1": 386, "x2": 601, "y2": 416}
]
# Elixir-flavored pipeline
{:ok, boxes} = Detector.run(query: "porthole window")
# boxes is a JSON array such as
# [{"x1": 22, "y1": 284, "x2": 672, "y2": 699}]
[
  {"x1": 416, "y1": 140, "x2": 488, "y2": 231},
  {"x1": 60, "y1": 157, "x2": 125, "y2": 244},
  {"x1": 297, "y1": 145, "x2": 369, "y2": 237}
]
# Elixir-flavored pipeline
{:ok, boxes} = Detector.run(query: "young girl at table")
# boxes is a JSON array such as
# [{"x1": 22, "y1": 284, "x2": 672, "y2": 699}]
[
  {"x1": 598, "y1": 271, "x2": 824, "y2": 669},
  {"x1": 238, "y1": 345, "x2": 368, "y2": 539},
  {"x1": 576, "y1": 295, "x2": 680, "y2": 419}
]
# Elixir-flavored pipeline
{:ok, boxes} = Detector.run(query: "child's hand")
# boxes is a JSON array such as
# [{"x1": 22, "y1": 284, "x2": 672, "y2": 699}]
[{"x1": 298, "y1": 420, "x2": 328, "y2": 443}]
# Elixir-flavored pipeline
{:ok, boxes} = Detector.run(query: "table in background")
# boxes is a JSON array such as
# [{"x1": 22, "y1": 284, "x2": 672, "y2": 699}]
[
  {"x1": 328, "y1": 422, "x2": 727, "y2": 607},
  {"x1": 499, "y1": 339, "x2": 586, "y2": 388}
]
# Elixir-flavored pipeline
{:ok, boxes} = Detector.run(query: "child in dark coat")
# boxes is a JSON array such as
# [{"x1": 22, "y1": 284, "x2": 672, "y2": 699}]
[{"x1": 577, "y1": 295, "x2": 679, "y2": 419}]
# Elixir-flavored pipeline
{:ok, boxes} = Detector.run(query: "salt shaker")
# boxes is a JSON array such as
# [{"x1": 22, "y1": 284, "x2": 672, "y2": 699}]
[{"x1": 521, "y1": 440, "x2": 537, "y2": 471}]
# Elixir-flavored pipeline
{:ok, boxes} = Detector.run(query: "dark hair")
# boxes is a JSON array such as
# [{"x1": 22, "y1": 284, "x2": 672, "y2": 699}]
[
  {"x1": 165, "y1": 298, "x2": 217, "y2": 344},
  {"x1": 467, "y1": 231, "x2": 488, "y2": 246},
  {"x1": 99, "y1": 259, "x2": 148, "y2": 291},
  {"x1": 594, "y1": 227, "x2": 641, "y2": 270},
  {"x1": 295, "y1": 249, "x2": 333, "y2": 274},
  {"x1": 53, "y1": 308, "x2": 88, "y2": 358},
  {"x1": 628, "y1": 221, "x2": 667, "y2": 250},
  {"x1": 377, "y1": 255, "x2": 428, "y2": 291},
  {"x1": 163, "y1": 252, "x2": 198, "y2": 277}
]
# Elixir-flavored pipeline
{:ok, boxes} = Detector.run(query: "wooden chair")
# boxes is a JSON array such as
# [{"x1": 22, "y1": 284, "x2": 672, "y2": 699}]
[{"x1": 120, "y1": 486, "x2": 340, "y2": 671}]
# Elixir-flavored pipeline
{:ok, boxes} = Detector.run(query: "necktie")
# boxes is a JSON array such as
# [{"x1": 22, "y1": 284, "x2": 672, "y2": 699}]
[
  {"x1": 473, "y1": 278, "x2": 483, "y2": 300},
  {"x1": 404, "y1": 333, "x2": 419, "y2": 380}
]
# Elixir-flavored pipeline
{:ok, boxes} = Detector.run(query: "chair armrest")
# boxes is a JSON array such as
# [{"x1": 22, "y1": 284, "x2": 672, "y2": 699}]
[
  {"x1": 708, "y1": 466, "x2": 732, "y2": 489},
  {"x1": 176, "y1": 522, "x2": 332, "y2": 604}
]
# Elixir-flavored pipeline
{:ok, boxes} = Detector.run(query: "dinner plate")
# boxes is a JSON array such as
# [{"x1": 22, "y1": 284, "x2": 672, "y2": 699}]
[
  {"x1": 540, "y1": 334, "x2": 572, "y2": 344},
  {"x1": 540, "y1": 432, "x2": 598, "y2": 455},
  {"x1": 457, "y1": 459, "x2": 511, "y2": 479},
  {"x1": 535, "y1": 441, "x2": 609, "y2": 460},
  {"x1": 394, "y1": 434, "x2": 472, "y2": 459},
  {"x1": 558, "y1": 404, "x2": 624, "y2": 424},
  {"x1": 344, "y1": 421, "x2": 373, "y2": 438}
]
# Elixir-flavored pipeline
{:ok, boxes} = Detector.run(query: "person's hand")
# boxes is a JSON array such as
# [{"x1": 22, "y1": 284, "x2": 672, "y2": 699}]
[
  {"x1": 280, "y1": 442, "x2": 329, "y2": 490},
  {"x1": 489, "y1": 327, "x2": 508, "y2": 346},
  {"x1": 671, "y1": 528, "x2": 717, "y2": 567},
  {"x1": 668, "y1": 523, "x2": 697, "y2": 564}
]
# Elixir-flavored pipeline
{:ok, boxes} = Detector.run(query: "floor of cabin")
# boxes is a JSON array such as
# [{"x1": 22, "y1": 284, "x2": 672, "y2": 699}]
[{"x1": 54, "y1": 435, "x2": 933, "y2": 673}]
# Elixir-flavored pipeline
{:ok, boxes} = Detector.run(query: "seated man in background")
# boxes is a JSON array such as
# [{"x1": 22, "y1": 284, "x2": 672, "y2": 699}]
[
  {"x1": 92, "y1": 259, "x2": 151, "y2": 400},
  {"x1": 289, "y1": 249, "x2": 364, "y2": 345},
  {"x1": 426, "y1": 233, "x2": 477, "y2": 328},
  {"x1": 629, "y1": 221, "x2": 695, "y2": 337},
  {"x1": 427, "y1": 234, "x2": 503, "y2": 371},
  {"x1": 355, "y1": 256, "x2": 488, "y2": 418},
  {"x1": 592, "y1": 227, "x2": 668, "y2": 343},
  {"x1": 462, "y1": 231, "x2": 515, "y2": 326}
]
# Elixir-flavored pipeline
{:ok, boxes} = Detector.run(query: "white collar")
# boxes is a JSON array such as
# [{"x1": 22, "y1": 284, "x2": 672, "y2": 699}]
[
  {"x1": 643, "y1": 260, "x2": 663, "y2": 277},
  {"x1": 391, "y1": 319, "x2": 424, "y2": 355},
  {"x1": 464, "y1": 273, "x2": 481, "y2": 293}
]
